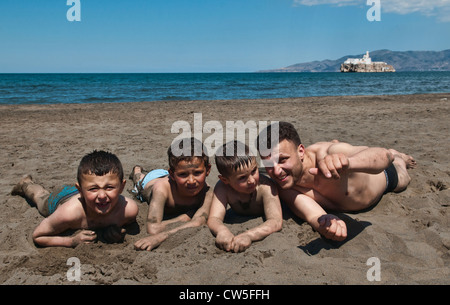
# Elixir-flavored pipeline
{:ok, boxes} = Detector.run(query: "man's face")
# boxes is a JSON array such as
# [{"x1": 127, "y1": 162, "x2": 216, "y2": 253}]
[{"x1": 261, "y1": 139, "x2": 304, "y2": 189}]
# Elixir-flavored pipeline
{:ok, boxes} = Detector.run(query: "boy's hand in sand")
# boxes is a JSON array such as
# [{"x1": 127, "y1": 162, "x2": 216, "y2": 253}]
[
  {"x1": 317, "y1": 214, "x2": 347, "y2": 241},
  {"x1": 309, "y1": 153, "x2": 349, "y2": 179},
  {"x1": 102, "y1": 225, "x2": 127, "y2": 243},
  {"x1": 231, "y1": 234, "x2": 252, "y2": 253},
  {"x1": 72, "y1": 230, "x2": 97, "y2": 246},
  {"x1": 215, "y1": 231, "x2": 235, "y2": 252}
]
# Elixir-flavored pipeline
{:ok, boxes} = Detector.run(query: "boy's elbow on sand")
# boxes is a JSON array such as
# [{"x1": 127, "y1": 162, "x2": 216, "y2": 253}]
[{"x1": 273, "y1": 219, "x2": 283, "y2": 233}]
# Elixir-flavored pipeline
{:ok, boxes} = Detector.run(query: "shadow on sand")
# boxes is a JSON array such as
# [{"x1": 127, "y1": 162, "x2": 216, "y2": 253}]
[{"x1": 297, "y1": 213, "x2": 372, "y2": 256}]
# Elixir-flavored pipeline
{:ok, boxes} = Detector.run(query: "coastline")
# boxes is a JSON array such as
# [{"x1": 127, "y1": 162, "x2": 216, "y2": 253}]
[{"x1": 1, "y1": 93, "x2": 449, "y2": 284}]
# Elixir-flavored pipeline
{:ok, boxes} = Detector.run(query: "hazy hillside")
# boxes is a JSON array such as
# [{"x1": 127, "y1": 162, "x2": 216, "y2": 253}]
[{"x1": 259, "y1": 49, "x2": 450, "y2": 72}]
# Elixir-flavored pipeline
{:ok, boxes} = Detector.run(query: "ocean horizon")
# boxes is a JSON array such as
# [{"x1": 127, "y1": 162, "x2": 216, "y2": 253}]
[{"x1": 1, "y1": 72, "x2": 449, "y2": 105}]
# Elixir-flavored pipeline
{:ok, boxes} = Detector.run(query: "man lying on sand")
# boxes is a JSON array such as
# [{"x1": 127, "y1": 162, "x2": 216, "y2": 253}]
[
  {"x1": 257, "y1": 122, "x2": 416, "y2": 241},
  {"x1": 11, "y1": 150, "x2": 139, "y2": 248},
  {"x1": 131, "y1": 137, "x2": 214, "y2": 251},
  {"x1": 208, "y1": 141, "x2": 282, "y2": 253}
]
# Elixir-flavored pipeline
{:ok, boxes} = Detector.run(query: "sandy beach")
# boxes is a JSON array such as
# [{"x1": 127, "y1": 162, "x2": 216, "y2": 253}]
[{"x1": 0, "y1": 93, "x2": 449, "y2": 285}]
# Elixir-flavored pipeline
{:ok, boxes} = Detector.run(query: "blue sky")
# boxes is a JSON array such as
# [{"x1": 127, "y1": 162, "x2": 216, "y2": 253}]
[{"x1": 1, "y1": 0, "x2": 449, "y2": 72}]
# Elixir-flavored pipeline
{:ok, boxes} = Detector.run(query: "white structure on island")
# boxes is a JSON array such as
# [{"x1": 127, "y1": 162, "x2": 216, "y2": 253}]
[
  {"x1": 344, "y1": 51, "x2": 373, "y2": 65},
  {"x1": 341, "y1": 51, "x2": 395, "y2": 72}
]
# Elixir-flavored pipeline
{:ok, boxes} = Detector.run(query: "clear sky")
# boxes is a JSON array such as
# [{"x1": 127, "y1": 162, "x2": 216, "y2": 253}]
[{"x1": 1, "y1": 0, "x2": 449, "y2": 73}]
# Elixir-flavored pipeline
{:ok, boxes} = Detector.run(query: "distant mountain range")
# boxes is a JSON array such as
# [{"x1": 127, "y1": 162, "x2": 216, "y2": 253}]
[{"x1": 259, "y1": 49, "x2": 450, "y2": 72}]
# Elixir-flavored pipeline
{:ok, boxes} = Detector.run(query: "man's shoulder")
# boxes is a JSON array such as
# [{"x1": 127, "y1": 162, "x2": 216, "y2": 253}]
[
  {"x1": 307, "y1": 141, "x2": 361, "y2": 156},
  {"x1": 306, "y1": 141, "x2": 338, "y2": 151}
]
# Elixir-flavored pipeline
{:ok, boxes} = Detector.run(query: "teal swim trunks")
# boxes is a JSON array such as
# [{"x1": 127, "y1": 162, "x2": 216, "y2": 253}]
[{"x1": 47, "y1": 185, "x2": 79, "y2": 215}]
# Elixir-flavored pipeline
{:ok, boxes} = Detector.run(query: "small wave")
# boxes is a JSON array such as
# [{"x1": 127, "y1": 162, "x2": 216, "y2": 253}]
[
  {"x1": 161, "y1": 95, "x2": 192, "y2": 101},
  {"x1": 80, "y1": 96, "x2": 124, "y2": 103}
]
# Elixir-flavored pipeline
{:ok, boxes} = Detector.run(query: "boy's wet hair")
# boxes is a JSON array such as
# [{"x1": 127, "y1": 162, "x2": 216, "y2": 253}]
[
  {"x1": 167, "y1": 137, "x2": 210, "y2": 171},
  {"x1": 215, "y1": 140, "x2": 255, "y2": 178},
  {"x1": 77, "y1": 150, "x2": 124, "y2": 184},
  {"x1": 257, "y1": 121, "x2": 301, "y2": 152}
]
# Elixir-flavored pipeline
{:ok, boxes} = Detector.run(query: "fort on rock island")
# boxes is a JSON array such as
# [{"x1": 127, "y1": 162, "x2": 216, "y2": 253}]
[{"x1": 340, "y1": 51, "x2": 395, "y2": 72}]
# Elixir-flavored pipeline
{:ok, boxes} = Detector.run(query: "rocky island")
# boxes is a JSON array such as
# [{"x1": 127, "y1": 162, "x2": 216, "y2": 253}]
[{"x1": 340, "y1": 51, "x2": 395, "y2": 72}]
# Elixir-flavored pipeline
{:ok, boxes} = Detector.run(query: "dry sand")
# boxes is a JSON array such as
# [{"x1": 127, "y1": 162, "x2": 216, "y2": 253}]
[{"x1": 0, "y1": 93, "x2": 449, "y2": 285}]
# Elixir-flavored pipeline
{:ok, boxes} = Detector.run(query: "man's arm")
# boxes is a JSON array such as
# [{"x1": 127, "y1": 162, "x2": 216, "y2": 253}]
[
  {"x1": 310, "y1": 142, "x2": 394, "y2": 179},
  {"x1": 279, "y1": 187, "x2": 347, "y2": 241}
]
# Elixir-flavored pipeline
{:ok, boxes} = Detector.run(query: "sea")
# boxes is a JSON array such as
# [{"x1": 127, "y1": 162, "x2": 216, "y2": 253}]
[{"x1": 0, "y1": 72, "x2": 449, "y2": 105}]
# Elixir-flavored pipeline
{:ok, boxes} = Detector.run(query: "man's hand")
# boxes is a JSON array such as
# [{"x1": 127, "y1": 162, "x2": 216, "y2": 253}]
[
  {"x1": 309, "y1": 153, "x2": 349, "y2": 179},
  {"x1": 317, "y1": 214, "x2": 347, "y2": 241}
]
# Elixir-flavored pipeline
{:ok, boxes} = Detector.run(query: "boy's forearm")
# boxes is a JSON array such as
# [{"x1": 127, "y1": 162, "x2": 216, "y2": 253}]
[
  {"x1": 147, "y1": 221, "x2": 166, "y2": 235},
  {"x1": 146, "y1": 213, "x2": 195, "y2": 235},
  {"x1": 155, "y1": 214, "x2": 208, "y2": 240},
  {"x1": 240, "y1": 219, "x2": 282, "y2": 242},
  {"x1": 33, "y1": 235, "x2": 75, "y2": 248},
  {"x1": 207, "y1": 216, "x2": 228, "y2": 236}
]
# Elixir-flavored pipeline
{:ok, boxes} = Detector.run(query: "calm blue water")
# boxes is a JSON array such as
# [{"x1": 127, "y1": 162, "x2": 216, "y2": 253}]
[{"x1": 0, "y1": 72, "x2": 449, "y2": 105}]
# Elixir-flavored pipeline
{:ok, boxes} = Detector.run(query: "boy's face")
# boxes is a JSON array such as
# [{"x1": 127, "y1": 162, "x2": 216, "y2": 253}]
[
  {"x1": 220, "y1": 159, "x2": 259, "y2": 194},
  {"x1": 261, "y1": 139, "x2": 304, "y2": 189},
  {"x1": 76, "y1": 172, "x2": 125, "y2": 215},
  {"x1": 170, "y1": 157, "x2": 211, "y2": 197}
]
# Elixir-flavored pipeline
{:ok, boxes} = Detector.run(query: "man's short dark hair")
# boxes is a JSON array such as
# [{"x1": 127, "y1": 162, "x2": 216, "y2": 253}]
[{"x1": 257, "y1": 121, "x2": 301, "y2": 153}]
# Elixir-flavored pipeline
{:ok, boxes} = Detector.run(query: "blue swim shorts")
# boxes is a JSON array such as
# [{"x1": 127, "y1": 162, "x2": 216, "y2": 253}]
[
  {"x1": 133, "y1": 169, "x2": 169, "y2": 202},
  {"x1": 47, "y1": 185, "x2": 79, "y2": 215}
]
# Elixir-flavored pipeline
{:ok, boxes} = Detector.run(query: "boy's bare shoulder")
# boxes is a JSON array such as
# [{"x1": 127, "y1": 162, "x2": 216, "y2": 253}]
[
  {"x1": 50, "y1": 196, "x2": 86, "y2": 224},
  {"x1": 257, "y1": 175, "x2": 278, "y2": 196},
  {"x1": 122, "y1": 195, "x2": 139, "y2": 215},
  {"x1": 151, "y1": 176, "x2": 171, "y2": 194},
  {"x1": 258, "y1": 174, "x2": 278, "y2": 188},
  {"x1": 213, "y1": 180, "x2": 230, "y2": 198}
]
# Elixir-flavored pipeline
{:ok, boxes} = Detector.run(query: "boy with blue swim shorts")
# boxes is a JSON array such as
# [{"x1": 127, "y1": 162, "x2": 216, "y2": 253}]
[
  {"x1": 131, "y1": 137, "x2": 214, "y2": 251},
  {"x1": 11, "y1": 150, "x2": 139, "y2": 248},
  {"x1": 12, "y1": 180, "x2": 80, "y2": 217},
  {"x1": 129, "y1": 167, "x2": 170, "y2": 203}
]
